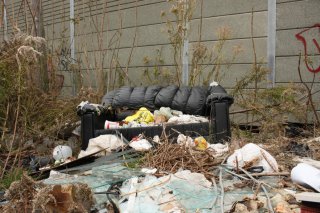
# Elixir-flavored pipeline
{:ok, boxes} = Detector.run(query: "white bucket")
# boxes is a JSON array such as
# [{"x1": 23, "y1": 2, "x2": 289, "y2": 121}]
[{"x1": 291, "y1": 163, "x2": 320, "y2": 192}]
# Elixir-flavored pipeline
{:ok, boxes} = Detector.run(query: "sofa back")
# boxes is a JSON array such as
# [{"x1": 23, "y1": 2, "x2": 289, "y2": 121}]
[{"x1": 102, "y1": 85, "x2": 228, "y2": 116}]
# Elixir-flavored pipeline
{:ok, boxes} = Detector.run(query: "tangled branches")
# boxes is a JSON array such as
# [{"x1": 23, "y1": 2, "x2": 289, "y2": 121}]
[{"x1": 143, "y1": 139, "x2": 223, "y2": 178}]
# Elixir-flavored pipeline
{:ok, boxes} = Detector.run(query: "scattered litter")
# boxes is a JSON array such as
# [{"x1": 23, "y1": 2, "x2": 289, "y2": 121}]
[
  {"x1": 119, "y1": 170, "x2": 215, "y2": 212},
  {"x1": 124, "y1": 107, "x2": 154, "y2": 123},
  {"x1": 227, "y1": 143, "x2": 279, "y2": 173},
  {"x1": 271, "y1": 193, "x2": 295, "y2": 213},
  {"x1": 167, "y1": 114, "x2": 208, "y2": 124},
  {"x1": 1, "y1": 174, "x2": 94, "y2": 212},
  {"x1": 153, "y1": 135, "x2": 161, "y2": 144},
  {"x1": 52, "y1": 145, "x2": 72, "y2": 161},
  {"x1": 104, "y1": 120, "x2": 120, "y2": 129},
  {"x1": 230, "y1": 196, "x2": 264, "y2": 213},
  {"x1": 154, "y1": 114, "x2": 167, "y2": 124},
  {"x1": 44, "y1": 163, "x2": 144, "y2": 210},
  {"x1": 154, "y1": 107, "x2": 183, "y2": 120},
  {"x1": 208, "y1": 143, "x2": 229, "y2": 157},
  {"x1": 78, "y1": 135, "x2": 125, "y2": 158},
  {"x1": 291, "y1": 163, "x2": 320, "y2": 192},
  {"x1": 47, "y1": 170, "x2": 73, "y2": 180},
  {"x1": 295, "y1": 192, "x2": 320, "y2": 203},
  {"x1": 293, "y1": 157, "x2": 320, "y2": 169},
  {"x1": 77, "y1": 101, "x2": 105, "y2": 116},
  {"x1": 72, "y1": 124, "x2": 81, "y2": 137},
  {"x1": 33, "y1": 183, "x2": 94, "y2": 212},
  {"x1": 176, "y1": 134, "x2": 194, "y2": 147},
  {"x1": 194, "y1": 136, "x2": 208, "y2": 151},
  {"x1": 141, "y1": 168, "x2": 157, "y2": 174},
  {"x1": 129, "y1": 136, "x2": 153, "y2": 151},
  {"x1": 210, "y1": 81, "x2": 219, "y2": 86}
]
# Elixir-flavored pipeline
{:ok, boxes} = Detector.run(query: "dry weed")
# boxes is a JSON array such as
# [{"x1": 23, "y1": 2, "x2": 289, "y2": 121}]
[{"x1": 143, "y1": 138, "x2": 224, "y2": 179}]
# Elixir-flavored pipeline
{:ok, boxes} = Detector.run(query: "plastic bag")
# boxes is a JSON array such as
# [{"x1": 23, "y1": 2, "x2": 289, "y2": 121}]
[
  {"x1": 124, "y1": 107, "x2": 154, "y2": 123},
  {"x1": 227, "y1": 143, "x2": 278, "y2": 173}
]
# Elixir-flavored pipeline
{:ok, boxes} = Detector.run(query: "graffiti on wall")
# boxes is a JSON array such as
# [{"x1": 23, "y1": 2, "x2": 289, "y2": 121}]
[{"x1": 295, "y1": 24, "x2": 320, "y2": 73}]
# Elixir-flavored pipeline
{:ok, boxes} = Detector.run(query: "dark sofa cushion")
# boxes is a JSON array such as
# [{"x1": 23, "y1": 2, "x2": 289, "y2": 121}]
[
  {"x1": 172, "y1": 87, "x2": 191, "y2": 112},
  {"x1": 144, "y1": 86, "x2": 162, "y2": 110},
  {"x1": 155, "y1": 85, "x2": 179, "y2": 108},
  {"x1": 185, "y1": 86, "x2": 208, "y2": 115},
  {"x1": 128, "y1": 87, "x2": 147, "y2": 109},
  {"x1": 100, "y1": 85, "x2": 229, "y2": 116},
  {"x1": 113, "y1": 86, "x2": 133, "y2": 108}
]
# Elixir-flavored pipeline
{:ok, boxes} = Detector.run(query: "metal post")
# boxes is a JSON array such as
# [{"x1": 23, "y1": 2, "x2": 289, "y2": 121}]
[
  {"x1": 3, "y1": 0, "x2": 8, "y2": 41},
  {"x1": 267, "y1": 0, "x2": 276, "y2": 88},
  {"x1": 70, "y1": 0, "x2": 75, "y2": 60},
  {"x1": 70, "y1": 0, "x2": 76, "y2": 95},
  {"x1": 182, "y1": 0, "x2": 189, "y2": 86}
]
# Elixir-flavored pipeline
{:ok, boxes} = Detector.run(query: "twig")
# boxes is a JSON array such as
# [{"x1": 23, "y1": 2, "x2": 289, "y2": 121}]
[
  {"x1": 219, "y1": 168, "x2": 224, "y2": 213},
  {"x1": 260, "y1": 150, "x2": 277, "y2": 172},
  {"x1": 210, "y1": 177, "x2": 218, "y2": 212},
  {"x1": 238, "y1": 167, "x2": 274, "y2": 213},
  {"x1": 253, "y1": 182, "x2": 261, "y2": 199},
  {"x1": 1, "y1": 102, "x2": 10, "y2": 142},
  {"x1": 246, "y1": 172, "x2": 290, "y2": 177},
  {"x1": 297, "y1": 53, "x2": 319, "y2": 126},
  {"x1": 223, "y1": 168, "x2": 250, "y2": 180},
  {"x1": 1, "y1": 52, "x2": 23, "y2": 179}
]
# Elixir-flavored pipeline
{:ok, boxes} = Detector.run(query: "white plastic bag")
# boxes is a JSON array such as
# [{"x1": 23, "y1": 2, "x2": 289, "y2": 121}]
[
  {"x1": 227, "y1": 143, "x2": 278, "y2": 173},
  {"x1": 78, "y1": 135, "x2": 125, "y2": 158},
  {"x1": 53, "y1": 145, "x2": 72, "y2": 161},
  {"x1": 129, "y1": 139, "x2": 152, "y2": 151}
]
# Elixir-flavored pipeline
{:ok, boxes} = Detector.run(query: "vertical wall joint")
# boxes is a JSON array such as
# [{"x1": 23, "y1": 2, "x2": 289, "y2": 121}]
[{"x1": 267, "y1": 0, "x2": 276, "y2": 87}]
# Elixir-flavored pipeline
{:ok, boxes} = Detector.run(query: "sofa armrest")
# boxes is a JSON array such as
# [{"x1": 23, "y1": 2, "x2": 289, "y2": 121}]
[
  {"x1": 80, "y1": 111, "x2": 114, "y2": 150},
  {"x1": 207, "y1": 93, "x2": 233, "y2": 143},
  {"x1": 206, "y1": 93, "x2": 234, "y2": 106}
]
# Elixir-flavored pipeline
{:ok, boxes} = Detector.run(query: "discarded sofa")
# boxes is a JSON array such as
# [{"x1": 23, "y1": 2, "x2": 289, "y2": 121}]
[{"x1": 79, "y1": 85, "x2": 233, "y2": 150}]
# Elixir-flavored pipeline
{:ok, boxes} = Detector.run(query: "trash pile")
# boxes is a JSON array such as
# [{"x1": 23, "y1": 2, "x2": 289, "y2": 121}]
[
  {"x1": 1, "y1": 99, "x2": 320, "y2": 212},
  {"x1": 77, "y1": 102, "x2": 209, "y2": 129}
]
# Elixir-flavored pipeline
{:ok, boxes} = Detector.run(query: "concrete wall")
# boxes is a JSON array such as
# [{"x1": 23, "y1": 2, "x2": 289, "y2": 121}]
[
  {"x1": 275, "y1": 0, "x2": 320, "y2": 121},
  {"x1": 40, "y1": 0, "x2": 269, "y2": 96},
  {"x1": 1, "y1": 0, "x2": 319, "y2": 121}
]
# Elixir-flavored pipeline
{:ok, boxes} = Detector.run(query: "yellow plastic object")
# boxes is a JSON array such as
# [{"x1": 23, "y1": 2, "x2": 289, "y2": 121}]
[
  {"x1": 124, "y1": 107, "x2": 154, "y2": 123},
  {"x1": 194, "y1": 137, "x2": 208, "y2": 151}
]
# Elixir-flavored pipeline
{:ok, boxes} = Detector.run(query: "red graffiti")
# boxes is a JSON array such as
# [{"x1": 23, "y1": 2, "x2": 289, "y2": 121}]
[{"x1": 295, "y1": 24, "x2": 320, "y2": 73}]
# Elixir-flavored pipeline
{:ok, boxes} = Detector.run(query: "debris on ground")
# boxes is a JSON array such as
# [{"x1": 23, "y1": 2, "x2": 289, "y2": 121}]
[
  {"x1": 227, "y1": 143, "x2": 279, "y2": 173},
  {"x1": 52, "y1": 145, "x2": 73, "y2": 161},
  {"x1": 291, "y1": 163, "x2": 320, "y2": 192},
  {"x1": 129, "y1": 135, "x2": 153, "y2": 151},
  {"x1": 32, "y1": 183, "x2": 94, "y2": 212},
  {"x1": 2, "y1": 116, "x2": 320, "y2": 213},
  {"x1": 0, "y1": 173, "x2": 94, "y2": 213},
  {"x1": 143, "y1": 137, "x2": 223, "y2": 178},
  {"x1": 78, "y1": 135, "x2": 125, "y2": 158}
]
